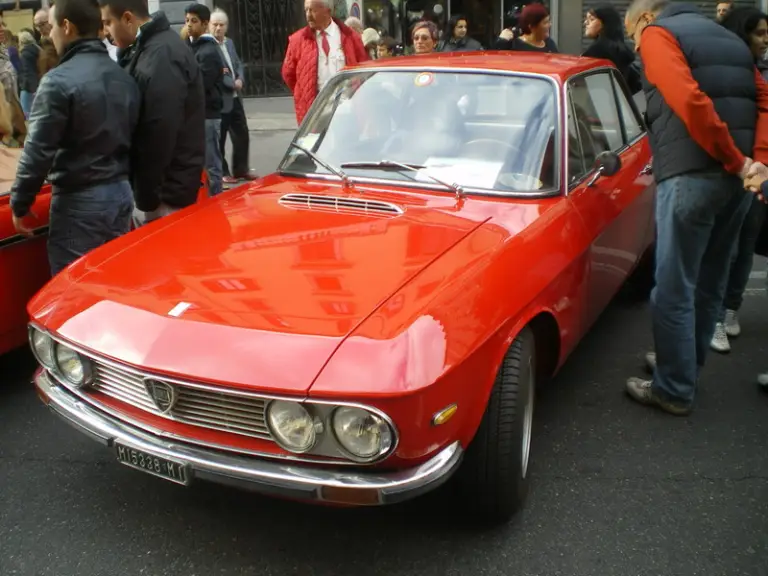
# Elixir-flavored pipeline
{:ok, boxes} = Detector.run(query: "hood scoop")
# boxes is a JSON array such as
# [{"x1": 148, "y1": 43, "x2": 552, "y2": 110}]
[{"x1": 278, "y1": 193, "x2": 404, "y2": 217}]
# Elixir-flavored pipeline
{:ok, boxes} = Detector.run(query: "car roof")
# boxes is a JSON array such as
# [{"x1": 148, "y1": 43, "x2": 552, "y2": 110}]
[{"x1": 345, "y1": 51, "x2": 612, "y2": 81}]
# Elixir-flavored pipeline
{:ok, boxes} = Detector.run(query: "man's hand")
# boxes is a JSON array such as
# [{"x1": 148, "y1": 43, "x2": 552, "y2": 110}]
[
  {"x1": 744, "y1": 161, "x2": 768, "y2": 202},
  {"x1": 234, "y1": 78, "x2": 243, "y2": 91},
  {"x1": 12, "y1": 211, "x2": 37, "y2": 237},
  {"x1": 739, "y1": 157, "x2": 755, "y2": 180}
]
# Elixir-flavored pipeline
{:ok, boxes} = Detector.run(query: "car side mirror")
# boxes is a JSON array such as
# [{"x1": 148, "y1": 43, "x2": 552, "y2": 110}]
[{"x1": 587, "y1": 151, "x2": 621, "y2": 187}]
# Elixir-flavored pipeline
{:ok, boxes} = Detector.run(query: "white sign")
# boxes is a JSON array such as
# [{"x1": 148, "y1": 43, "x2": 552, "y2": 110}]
[{"x1": 416, "y1": 157, "x2": 504, "y2": 189}]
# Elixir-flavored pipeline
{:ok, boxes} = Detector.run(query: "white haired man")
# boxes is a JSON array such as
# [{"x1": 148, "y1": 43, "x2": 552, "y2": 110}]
[
  {"x1": 210, "y1": 8, "x2": 256, "y2": 183},
  {"x1": 281, "y1": 0, "x2": 368, "y2": 123},
  {"x1": 33, "y1": 8, "x2": 51, "y2": 38},
  {"x1": 622, "y1": 0, "x2": 768, "y2": 415}
]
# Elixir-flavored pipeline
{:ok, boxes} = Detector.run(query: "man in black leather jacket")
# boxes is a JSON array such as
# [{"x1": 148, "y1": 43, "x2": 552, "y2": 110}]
[
  {"x1": 185, "y1": 3, "x2": 225, "y2": 198},
  {"x1": 10, "y1": 0, "x2": 139, "y2": 275},
  {"x1": 99, "y1": 0, "x2": 206, "y2": 225}
]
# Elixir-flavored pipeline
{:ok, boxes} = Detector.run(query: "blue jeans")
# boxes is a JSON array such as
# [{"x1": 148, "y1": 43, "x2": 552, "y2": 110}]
[
  {"x1": 20, "y1": 90, "x2": 34, "y2": 119},
  {"x1": 205, "y1": 119, "x2": 223, "y2": 197},
  {"x1": 719, "y1": 195, "x2": 767, "y2": 318},
  {"x1": 651, "y1": 174, "x2": 752, "y2": 407},
  {"x1": 48, "y1": 180, "x2": 134, "y2": 276}
]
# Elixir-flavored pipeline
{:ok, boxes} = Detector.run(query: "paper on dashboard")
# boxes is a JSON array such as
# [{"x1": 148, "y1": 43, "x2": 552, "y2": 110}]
[{"x1": 416, "y1": 157, "x2": 503, "y2": 189}]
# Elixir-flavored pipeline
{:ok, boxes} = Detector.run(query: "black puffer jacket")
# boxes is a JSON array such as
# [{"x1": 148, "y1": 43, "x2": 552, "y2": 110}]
[
  {"x1": 188, "y1": 34, "x2": 224, "y2": 119},
  {"x1": 18, "y1": 43, "x2": 40, "y2": 93},
  {"x1": 439, "y1": 36, "x2": 483, "y2": 52},
  {"x1": 11, "y1": 39, "x2": 139, "y2": 218},
  {"x1": 582, "y1": 5, "x2": 642, "y2": 94},
  {"x1": 119, "y1": 11, "x2": 206, "y2": 212}
]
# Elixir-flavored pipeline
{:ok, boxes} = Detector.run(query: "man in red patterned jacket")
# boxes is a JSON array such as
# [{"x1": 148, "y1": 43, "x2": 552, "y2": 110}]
[{"x1": 282, "y1": 0, "x2": 368, "y2": 124}]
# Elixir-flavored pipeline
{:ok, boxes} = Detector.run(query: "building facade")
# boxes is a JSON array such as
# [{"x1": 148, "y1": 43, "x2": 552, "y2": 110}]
[{"x1": 149, "y1": 0, "x2": 768, "y2": 98}]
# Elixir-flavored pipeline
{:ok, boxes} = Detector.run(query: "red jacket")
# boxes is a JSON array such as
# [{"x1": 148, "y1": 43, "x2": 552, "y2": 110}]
[{"x1": 282, "y1": 19, "x2": 369, "y2": 124}]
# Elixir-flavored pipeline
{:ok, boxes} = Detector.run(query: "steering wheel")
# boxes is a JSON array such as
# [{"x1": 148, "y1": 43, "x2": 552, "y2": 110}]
[{"x1": 462, "y1": 139, "x2": 521, "y2": 162}]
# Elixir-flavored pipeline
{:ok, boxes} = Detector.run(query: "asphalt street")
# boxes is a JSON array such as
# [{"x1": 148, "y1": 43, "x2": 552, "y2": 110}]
[{"x1": 1, "y1": 129, "x2": 768, "y2": 575}]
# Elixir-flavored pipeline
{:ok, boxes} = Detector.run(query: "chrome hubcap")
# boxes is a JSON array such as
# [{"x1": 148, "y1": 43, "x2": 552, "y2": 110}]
[{"x1": 521, "y1": 357, "x2": 534, "y2": 479}]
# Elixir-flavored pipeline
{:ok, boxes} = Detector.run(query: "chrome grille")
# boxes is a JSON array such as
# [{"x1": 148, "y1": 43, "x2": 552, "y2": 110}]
[
  {"x1": 90, "y1": 361, "x2": 272, "y2": 440},
  {"x1": 278, "y1": 193, "x2": 404, "y2": 216}
]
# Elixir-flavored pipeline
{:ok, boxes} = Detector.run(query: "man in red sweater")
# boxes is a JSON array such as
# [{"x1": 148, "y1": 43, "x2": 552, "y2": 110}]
[
  {"x1": 623, "y1": 0, "x2": 768, "y2": 415},
  {"x1": 281, "y1": 0, "x2": 368, "y2": 124}
]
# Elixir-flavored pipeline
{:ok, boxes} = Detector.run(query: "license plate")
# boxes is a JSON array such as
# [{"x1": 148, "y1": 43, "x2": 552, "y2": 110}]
[{"x1": 115, "y1": 443, "x2": 189, "y2": 485}]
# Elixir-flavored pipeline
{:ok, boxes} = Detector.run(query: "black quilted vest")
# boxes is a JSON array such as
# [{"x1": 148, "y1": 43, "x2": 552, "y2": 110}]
[{"x1": 641, "y1": 4, "x2": 757, "y2": 182}]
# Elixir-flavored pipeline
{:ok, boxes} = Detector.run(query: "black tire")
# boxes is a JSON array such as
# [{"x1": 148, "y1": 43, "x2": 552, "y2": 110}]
[{"x1": 454, "y1": 326, "x2": 536, "y2": 525}]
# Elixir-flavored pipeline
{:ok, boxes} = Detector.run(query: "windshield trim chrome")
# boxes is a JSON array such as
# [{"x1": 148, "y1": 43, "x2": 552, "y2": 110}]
[
  {"x1": 278, "y1": 67, "x2": 564, "y2": 199},
  {"x1": 278, "y1": 171, "x2": 562, "y2": 200}
]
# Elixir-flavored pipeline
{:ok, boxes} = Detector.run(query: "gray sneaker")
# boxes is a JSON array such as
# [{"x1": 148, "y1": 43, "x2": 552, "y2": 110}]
[
  {"x1": 710, "y1": 323, "x2": 731, "y2": 354},
  {"x1": 625, "y1": 377, "x2": 692, "y2": 416},
  {"x1": 724, "y1": 309, "x2": 741, "y2": 338},
  {"x1": 758, "y1": 372, "x2": 768, "y2": 389}
]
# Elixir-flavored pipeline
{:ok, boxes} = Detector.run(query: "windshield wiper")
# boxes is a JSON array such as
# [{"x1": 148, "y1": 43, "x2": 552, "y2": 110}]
[
  {"x1": 340, "y1": 160, "x2": 464, "y2": 199},
  {"x1": 289, "y1": 142, "x2": 352, "y2": 188}
]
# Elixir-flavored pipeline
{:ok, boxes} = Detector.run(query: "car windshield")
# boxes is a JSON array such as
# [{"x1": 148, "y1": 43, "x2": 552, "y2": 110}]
[{"x1": 278, "y1": 70, "x2": 559, "y2": 194}]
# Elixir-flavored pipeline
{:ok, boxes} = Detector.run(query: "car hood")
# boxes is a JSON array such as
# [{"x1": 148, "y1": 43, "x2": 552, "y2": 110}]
[{"x1": 32, "y1": 179, "x2": 489, "y2": 394}]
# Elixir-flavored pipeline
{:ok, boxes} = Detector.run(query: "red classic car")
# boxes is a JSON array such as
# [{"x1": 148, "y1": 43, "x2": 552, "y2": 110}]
[
  {"x1": 1, "y1": 166, "x2": 52, "y2": 356},
  {"x1": 27, "y1": 53, "x2": 655, "y2": 524}
]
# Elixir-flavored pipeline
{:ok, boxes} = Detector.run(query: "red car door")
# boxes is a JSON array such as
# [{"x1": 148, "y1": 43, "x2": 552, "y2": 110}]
[
  {"x1": 565, "y1": 70, "x2": 655, "y2": 328},
  {"x1": 0, "y1": 182, "x2": 52, "y2": 355}
]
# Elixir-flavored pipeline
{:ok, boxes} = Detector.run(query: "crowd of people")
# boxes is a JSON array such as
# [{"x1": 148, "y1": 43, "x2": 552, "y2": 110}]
[{"x1": 8, "y1": 0, "x2": 255, "y2": 276}]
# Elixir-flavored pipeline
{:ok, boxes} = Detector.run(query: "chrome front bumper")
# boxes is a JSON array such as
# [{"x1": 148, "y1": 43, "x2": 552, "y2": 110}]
[{"x1": 35, "y1": 370, "x2": 464, "y2": 505}]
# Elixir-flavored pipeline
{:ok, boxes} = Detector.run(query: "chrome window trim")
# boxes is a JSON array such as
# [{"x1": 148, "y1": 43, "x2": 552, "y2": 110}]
[
  {"x1": 564, "y1": 66, "x2": 648, "y2": 194},
  {"x1": 30, "y1": 323, "x2": 400, "y2": 466},
  {"x1": 280, "y1": 67, "x2": 564, "y2": 200},
  {"x1": 0, "y1": 225, "x2": 49, "y2": 250}
]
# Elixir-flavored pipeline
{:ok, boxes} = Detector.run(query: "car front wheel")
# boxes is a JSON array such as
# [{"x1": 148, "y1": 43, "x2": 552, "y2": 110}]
[{"x1": 455, "y1": 326, "x2": 536, "y2": 525}]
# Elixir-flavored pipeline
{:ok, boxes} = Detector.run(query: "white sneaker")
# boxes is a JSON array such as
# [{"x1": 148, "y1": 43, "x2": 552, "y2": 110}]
[
  {"x1": 710, "y1": 323, "x2": 731, "y2": 353},
  {"x1": 758, "y1": 373, "x2": 768, "y2": 389},
  {"x1": 724, "y1": 309, "x2": 741, "y2": 337}
]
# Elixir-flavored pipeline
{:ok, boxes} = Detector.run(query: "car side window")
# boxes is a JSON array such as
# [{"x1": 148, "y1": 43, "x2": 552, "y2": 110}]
[
  {"x1": 569, "y1": 73, "x2": 624, "y2": 155},
  {"x1": 611, "y1": 73, "x2": 644, "y2": 142},
  {"x1": 567, "y1": 92, "x2": 587, "y2": 183}
]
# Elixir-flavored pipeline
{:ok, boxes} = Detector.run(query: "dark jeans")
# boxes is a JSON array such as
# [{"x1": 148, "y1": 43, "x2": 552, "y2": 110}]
[
  {"x1": 719, "y1": 195, "x2": 767, "y2": 318},
  {"x1": 48, "y1": 180, "x2": 133, "y2": 276},
  {"x1": 651, "y1": 173, "x2": 752, "y2": 407},
  {"x1": 219, "y1": 97, "x2": 250, "y2": 178},
  {"x1": 205, "y1": 119, "x2": 223, "y2": 197}
]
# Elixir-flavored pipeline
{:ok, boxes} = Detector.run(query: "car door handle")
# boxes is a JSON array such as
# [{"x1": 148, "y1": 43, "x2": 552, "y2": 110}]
[{"x1": 640, "y1": 162, "x2": 653, "y2": 176}]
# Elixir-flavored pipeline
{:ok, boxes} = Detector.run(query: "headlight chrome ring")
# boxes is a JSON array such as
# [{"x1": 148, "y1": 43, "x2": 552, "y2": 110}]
[
  {"x1": 265, "y1": 400, "x2": 319, "y2": 453},
  {"x1": 29, "y1": 327, "x2": 56, "y2": 370},
  {"x1": 53, "y1": 342, "x2": 93, "y2": 388},
  {"x1": 331, "y1": 406, "x2": 394, "y2": 462}
]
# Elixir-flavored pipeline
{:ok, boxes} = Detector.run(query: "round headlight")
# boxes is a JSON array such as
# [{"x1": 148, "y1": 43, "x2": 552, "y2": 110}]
[
  {"x1": 30, "y1": 329, "x2": 55, "y2": 369},
  {"x1": 332, "y1": 406, "x2": 393, "y2": 460},
  {"x1": 266, "y1": 401, "x2": 317, "y2": 453},
  {"x1": 55, "y1": 344, "x2": 90, "y2": 387}
]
